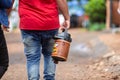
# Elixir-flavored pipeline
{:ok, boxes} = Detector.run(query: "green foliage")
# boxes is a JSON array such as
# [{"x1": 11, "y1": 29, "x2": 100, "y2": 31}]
[
  {"x1": 87, "y1": 23, "x2": 105, "y2": 31},
  {"x1": 84, "y1": 0, "x2": 106, "y2": 23}
]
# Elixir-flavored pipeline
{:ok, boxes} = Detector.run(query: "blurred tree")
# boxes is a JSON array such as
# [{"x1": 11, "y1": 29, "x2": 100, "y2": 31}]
[{"x1": 84, "y1": 0, "x2": 106, "y2": 23}]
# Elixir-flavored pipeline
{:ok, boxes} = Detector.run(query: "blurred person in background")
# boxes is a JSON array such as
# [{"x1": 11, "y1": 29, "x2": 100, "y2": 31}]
[
  {"x1": 18, "y1": 0, "x2": 70, "y2": 80},
  {"x1": 0, "y1": 0, "x2": 13, "y2": 79}
]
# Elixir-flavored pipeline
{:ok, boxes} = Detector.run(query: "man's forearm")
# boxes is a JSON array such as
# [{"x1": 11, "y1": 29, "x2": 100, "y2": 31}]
[
  {"x1": 118, "y1": 0, "x2": 120, "y2": 14},
  {"x1": 56, "y1": 0, "x2": 70, "y2": 21}
]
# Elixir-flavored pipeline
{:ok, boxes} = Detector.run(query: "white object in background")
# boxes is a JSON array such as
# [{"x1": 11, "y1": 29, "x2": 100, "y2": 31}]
[
  {"x1": 59, "y1": 14, "x2": 64, "y2": 25},
  {"x1": 117, "y1": 8, "x2": 120, "y2": 14},
  {"x1": 118, "y1": 0, "x2": 120, "y2": 14}
]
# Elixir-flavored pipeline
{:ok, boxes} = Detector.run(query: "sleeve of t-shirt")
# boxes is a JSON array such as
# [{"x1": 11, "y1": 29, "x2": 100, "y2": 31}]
[{"x1": 0, "y1": 0, "x2": 12, "y2": 9}]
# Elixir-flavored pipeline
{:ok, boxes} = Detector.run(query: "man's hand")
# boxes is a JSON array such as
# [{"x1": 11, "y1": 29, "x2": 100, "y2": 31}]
[
  {"x1": 59, "y1": 20, "x2": 70, "y2": 31},
  {"x1": 2, "y1": 26, "x2": 9, "y2": 32},
  {"x1": 62, "y1": 20, "x2": 70, "y2": 29}
]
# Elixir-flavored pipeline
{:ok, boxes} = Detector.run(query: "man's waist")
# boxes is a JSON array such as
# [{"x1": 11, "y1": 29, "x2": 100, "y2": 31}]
[{"x1": 19, "y1": 18, "x2": 60, "y2": 30}]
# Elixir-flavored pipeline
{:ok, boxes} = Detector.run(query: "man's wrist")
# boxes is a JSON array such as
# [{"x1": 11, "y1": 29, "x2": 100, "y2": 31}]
[{"x1": 65, "y1": 18, "x2": 70, "y2": 22}]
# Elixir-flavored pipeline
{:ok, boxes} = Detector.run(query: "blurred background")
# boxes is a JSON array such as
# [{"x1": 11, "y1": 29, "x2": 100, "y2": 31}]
[
  {"x1": 3, "y1": 0, "x2": 120, "y2": 80},
  {"x1": 9, "y1": 0, "x2": 120, "y2": 32}
]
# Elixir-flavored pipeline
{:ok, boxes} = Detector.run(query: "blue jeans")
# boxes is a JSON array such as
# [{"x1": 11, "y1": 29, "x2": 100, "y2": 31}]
[{"x1": 21, "y1": 29, "x2": 58, "y2": 80}]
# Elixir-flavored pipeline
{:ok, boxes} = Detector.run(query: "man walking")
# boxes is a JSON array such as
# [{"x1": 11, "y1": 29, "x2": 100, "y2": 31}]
[{"x1": 18, "y1": 0, "x2": 70, "y2": 80}]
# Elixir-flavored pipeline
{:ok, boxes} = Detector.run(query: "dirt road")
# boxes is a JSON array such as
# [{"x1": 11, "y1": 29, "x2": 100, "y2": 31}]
[{"x1": 2, "y1": 28, "x2": 120, "y2": 80}]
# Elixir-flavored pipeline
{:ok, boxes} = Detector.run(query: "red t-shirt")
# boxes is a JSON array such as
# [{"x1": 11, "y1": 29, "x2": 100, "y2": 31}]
[{"x1": 19, "y1": 0, "x2": 60, "y2": 30}]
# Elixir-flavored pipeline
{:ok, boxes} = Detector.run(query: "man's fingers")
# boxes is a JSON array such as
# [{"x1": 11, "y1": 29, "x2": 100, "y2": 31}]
[{"x1": 2, "y1": 26, "x2": 9, "y2": 32}]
